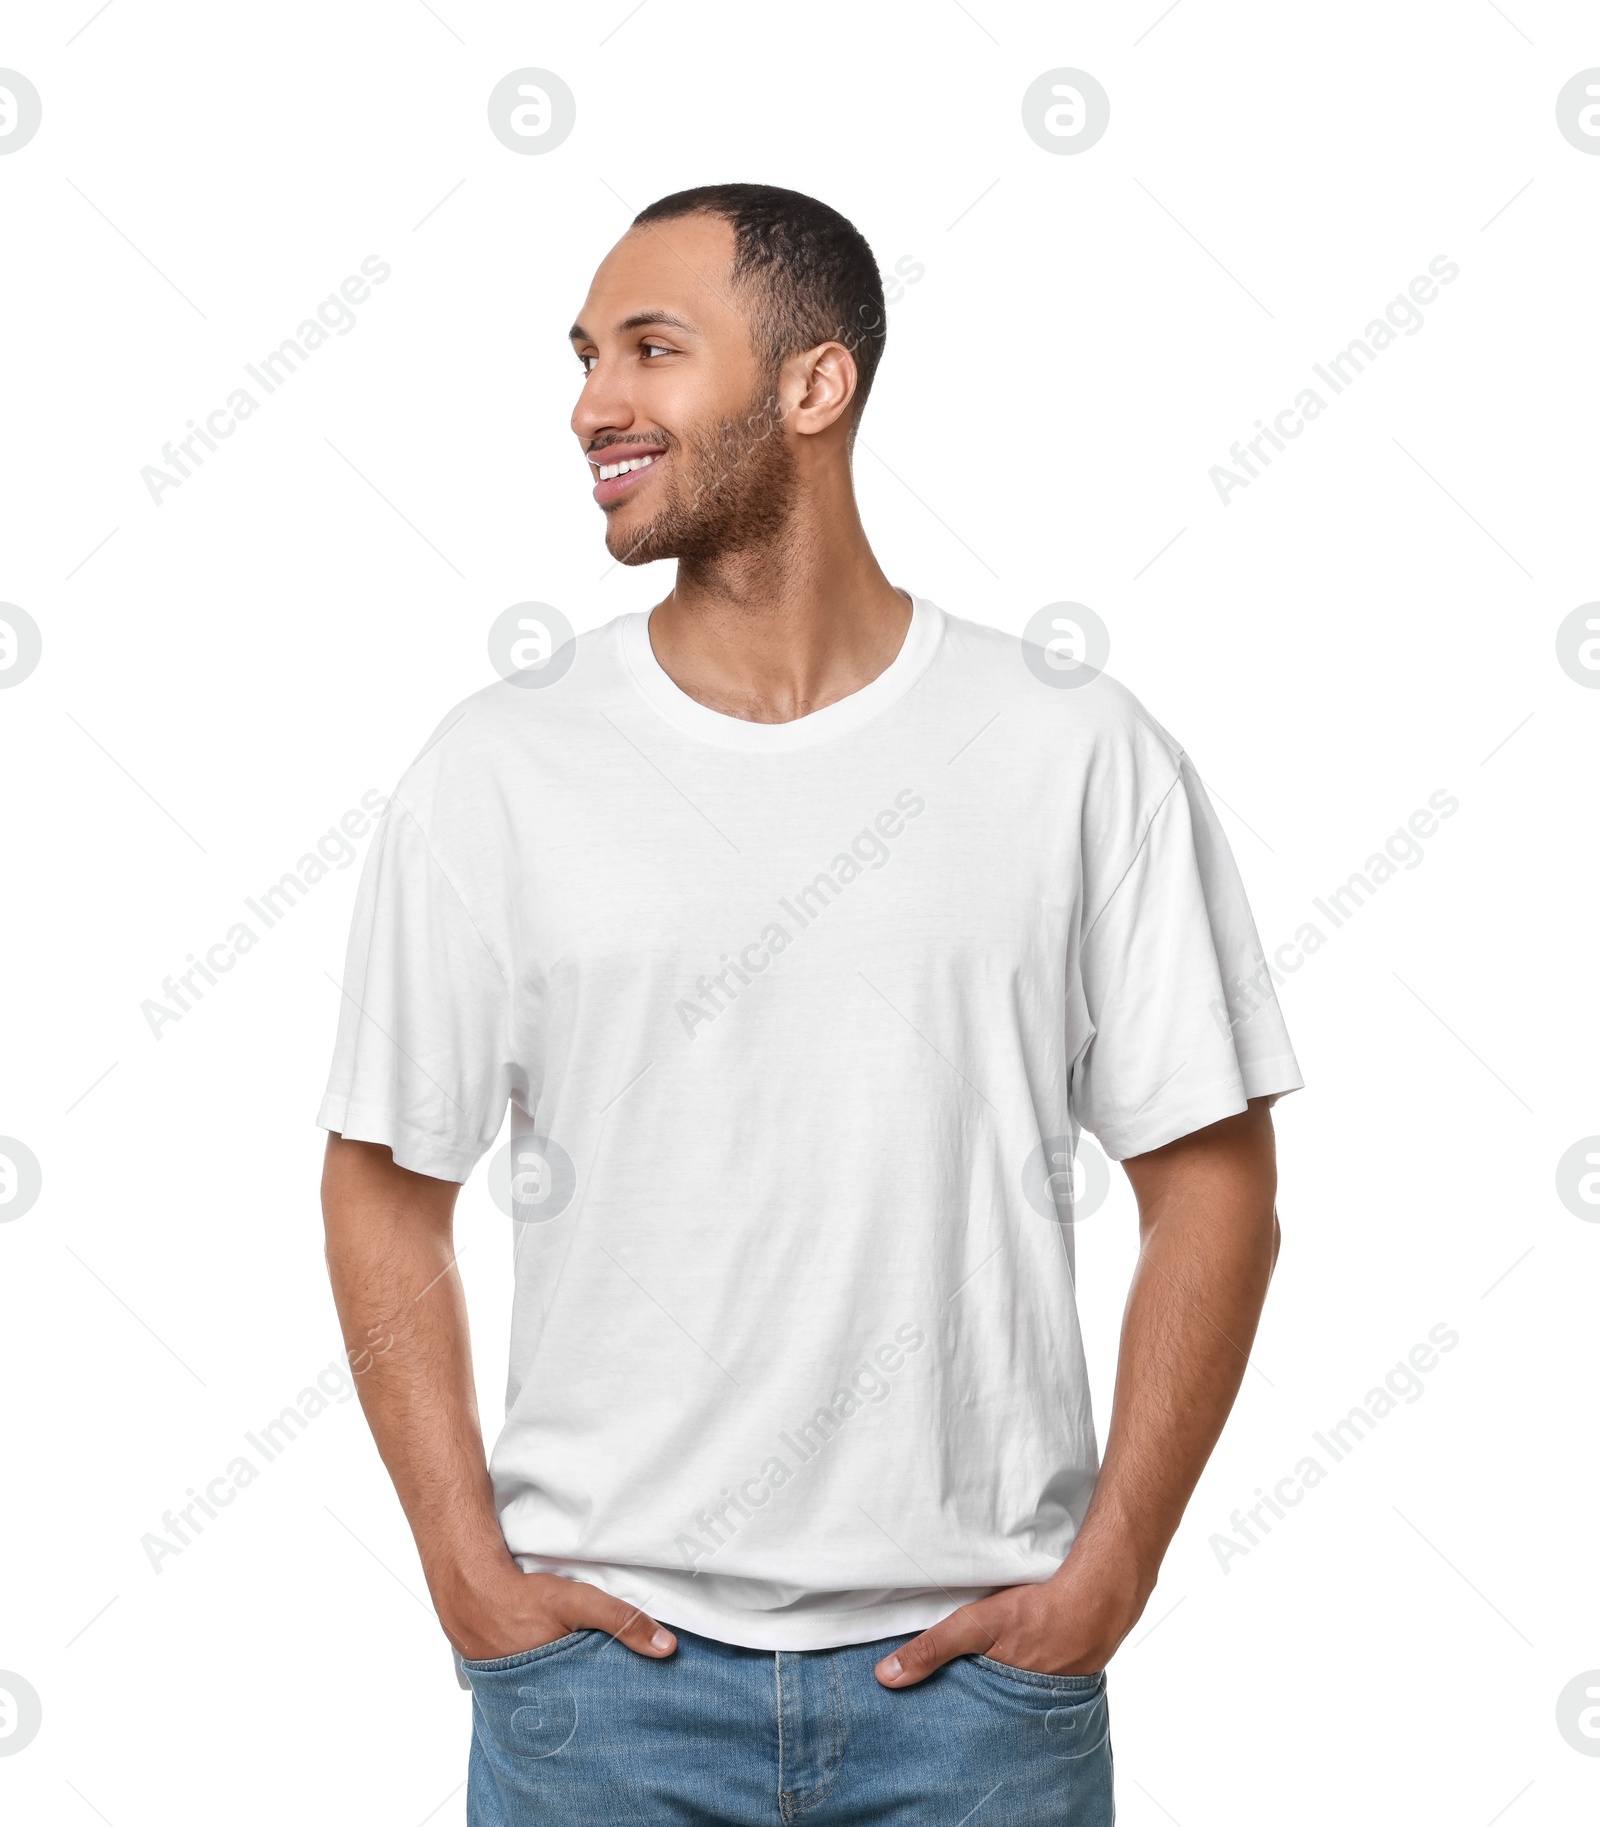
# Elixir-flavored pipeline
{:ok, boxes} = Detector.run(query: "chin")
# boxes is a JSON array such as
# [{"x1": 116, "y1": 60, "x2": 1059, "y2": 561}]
[{"x1": 605, "y1": 515, "x2": 669, "y2": 567}]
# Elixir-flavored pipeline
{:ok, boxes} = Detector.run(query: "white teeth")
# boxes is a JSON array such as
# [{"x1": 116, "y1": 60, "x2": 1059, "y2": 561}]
[{"x1": 596, "y1": 454, "x2": 659, "y2": 482}]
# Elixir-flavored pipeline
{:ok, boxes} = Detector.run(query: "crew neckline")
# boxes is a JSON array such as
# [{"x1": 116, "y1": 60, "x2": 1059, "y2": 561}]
[{"x1": 618, "y1": 593, "x2": 944, "y2": 752}]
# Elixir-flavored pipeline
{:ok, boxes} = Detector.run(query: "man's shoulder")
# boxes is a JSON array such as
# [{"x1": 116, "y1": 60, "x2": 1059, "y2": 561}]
[
  {"x1": 932, "y1": 602, "x2": 1185, "y2": 770},
  {"x1": 387, "y1": 612, "x2": 632, "y2": 814}
]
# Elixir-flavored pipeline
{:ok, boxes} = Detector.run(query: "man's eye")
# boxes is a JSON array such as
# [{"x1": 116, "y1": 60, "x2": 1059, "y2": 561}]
[
  {"x1": 577, "y1": 353, "x2": 598, "y2": 374},
  {"x1": 641, "y1": 342, "x2": 672, "y2": 358}
]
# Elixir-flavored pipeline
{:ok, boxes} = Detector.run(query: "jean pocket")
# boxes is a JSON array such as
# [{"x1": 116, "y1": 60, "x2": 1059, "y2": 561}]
[
  {"x1": 459, "y1": 1628, "x2": 599, "y2": 1674},
  {"x1": 970, "y1": 1659, "x2": 1110, "y2": 1767},
  {"x1": 971, "y1": 1655, "x2": 1106, "y2": 1695}
]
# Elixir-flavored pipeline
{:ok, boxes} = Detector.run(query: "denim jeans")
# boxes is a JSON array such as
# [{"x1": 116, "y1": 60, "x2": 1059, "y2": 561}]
[{"x1": 461, "y1": 1624, "x2": 1114, "y2": 1825}]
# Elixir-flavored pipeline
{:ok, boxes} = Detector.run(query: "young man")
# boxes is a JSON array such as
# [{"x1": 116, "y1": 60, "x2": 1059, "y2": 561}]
[{"x1": 320, "y1": 184, "x2": 1301, "y2": 1825}]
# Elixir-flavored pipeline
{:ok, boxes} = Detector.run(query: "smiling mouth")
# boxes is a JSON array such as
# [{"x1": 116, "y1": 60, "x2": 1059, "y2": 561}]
[
  {"x1": 595, "y1": 453, "x2": 659, "y2": 482},
  {"x1": 588, "y1": 446, "x2": 666, "y2": 507}
]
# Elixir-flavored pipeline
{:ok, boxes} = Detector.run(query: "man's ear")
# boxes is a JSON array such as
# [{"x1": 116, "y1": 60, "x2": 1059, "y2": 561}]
[{"x1": 787, "y1": 341, "x2": 859, "y2": 436}]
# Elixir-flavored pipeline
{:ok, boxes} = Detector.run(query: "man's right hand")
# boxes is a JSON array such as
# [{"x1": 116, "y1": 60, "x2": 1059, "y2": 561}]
[{"x1": 440, "y1": 1563, "x2": 679, "y2": 1664}]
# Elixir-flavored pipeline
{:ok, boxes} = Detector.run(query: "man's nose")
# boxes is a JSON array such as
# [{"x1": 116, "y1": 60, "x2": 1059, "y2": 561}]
[{"x1": 571, "y1": 356, "x2": 636, "y2": 444}]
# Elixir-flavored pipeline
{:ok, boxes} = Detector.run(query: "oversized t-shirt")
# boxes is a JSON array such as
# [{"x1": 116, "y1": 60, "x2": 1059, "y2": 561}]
[{"x1": 318, "y1": 595, "x2": 1302, "y2": 1651}]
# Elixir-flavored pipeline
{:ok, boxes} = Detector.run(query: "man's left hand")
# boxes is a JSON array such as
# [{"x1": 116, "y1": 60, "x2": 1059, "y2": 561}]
[{"x1": 872, "y1": 1529, "x2": 1153, "y2": 1687}]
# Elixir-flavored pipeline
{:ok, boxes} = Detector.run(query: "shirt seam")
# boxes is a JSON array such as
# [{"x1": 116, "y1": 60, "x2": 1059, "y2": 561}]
[
  {"x1": 382, "y1": 796, "x2": 518, "y2": 1128},
  {"x1": 386, "y1": 794, "x2": 514, "y2": 998},
  {"x1": 1079, "y1": 761, "x2": 1185, "y2": 945}
]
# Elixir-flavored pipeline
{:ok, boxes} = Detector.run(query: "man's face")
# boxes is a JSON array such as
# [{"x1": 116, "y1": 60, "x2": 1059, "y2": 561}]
[{"x1": 569, "y1": 215, "x2": 797, "y2": 567}]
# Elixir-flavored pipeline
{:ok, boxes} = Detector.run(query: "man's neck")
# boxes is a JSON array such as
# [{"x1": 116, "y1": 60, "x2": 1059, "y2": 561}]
[{"x1": 645, "y1": 498, "x2": 911, "y2": 725}]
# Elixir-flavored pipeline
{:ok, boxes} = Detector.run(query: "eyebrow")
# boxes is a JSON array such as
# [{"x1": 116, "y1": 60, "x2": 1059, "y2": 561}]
[{"x1": 568, "y1": 309, "x2": 698, "y2": 344}]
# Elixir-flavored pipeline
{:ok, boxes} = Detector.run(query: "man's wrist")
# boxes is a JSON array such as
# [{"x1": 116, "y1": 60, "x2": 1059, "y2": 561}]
[
  {"x1": 1060, "y1": 1499, "x2": 1167, "y2": 1609},
  {"x1": 425, "y1": 1533, "x2": 522, "y2": 1633}
]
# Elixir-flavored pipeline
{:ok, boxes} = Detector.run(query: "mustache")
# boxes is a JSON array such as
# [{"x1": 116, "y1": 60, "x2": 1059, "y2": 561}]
[{"x1": 587, "y1": 432, "x2": 676, "y2": 459}]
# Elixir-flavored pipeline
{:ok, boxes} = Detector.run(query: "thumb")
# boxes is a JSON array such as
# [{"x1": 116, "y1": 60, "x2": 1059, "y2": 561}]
[
  {"x1": 563, "y1": 1583, "x2": 678, "y2": 1659},
  {"x1": 874, "y1": 1604, "x2": 997, "y2": 1688}
]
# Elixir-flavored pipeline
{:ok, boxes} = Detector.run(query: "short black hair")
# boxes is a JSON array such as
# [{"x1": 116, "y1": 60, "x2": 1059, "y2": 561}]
[{"x1": 631, "y1": 183, "x2": 886, "y2": 423}]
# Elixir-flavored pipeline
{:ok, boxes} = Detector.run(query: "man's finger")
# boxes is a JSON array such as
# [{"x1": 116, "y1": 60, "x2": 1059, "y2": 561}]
[
  {"x1": 566, "y1": 1586, "x2": 678, "y2": 1658},
  {"x1": 874, "y1": 1605, "x2": 996, "y2": 1687}
]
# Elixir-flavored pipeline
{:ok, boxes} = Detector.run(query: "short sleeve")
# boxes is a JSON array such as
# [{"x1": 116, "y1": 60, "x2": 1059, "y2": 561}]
[
  {"x1": 1070, "y1": 754, "x2": 1303, "y2": 1161},
  {"x1": 317, "y1": 796, "x2": 515, "y2": 1181}
]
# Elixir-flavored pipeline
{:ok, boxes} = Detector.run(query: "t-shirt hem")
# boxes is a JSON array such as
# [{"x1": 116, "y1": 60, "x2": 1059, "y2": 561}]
[
  {"x1": 1093, "y1": 1055, "x2": 1304, "y2": 1161},
  {"x1": 1241, "y1": 1053, "x2": 1305, "y2": 1103},
  {"x1": 316, "y1": 1094, "x2": 482, "y2": 1183},
  {"x1": 531, "y1": 1561, "x2": 1007, "y2": 1651},
  {"x1": 647, "y1": 1591, "x2": 994, "y2": 1652}
]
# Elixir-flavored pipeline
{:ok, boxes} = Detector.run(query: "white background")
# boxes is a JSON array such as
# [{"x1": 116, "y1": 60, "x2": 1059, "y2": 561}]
[{"x1": 2, "y1": 2, "x2": 1597, "y2": 1822}]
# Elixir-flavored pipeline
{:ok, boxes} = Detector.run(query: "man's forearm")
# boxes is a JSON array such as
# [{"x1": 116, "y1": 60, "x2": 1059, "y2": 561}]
[
  {"x1": 321, "y1": 1136, "x2": 680, "y2": 1663},
  {"x1": 321, "y1": 1137, "x2": 511, "y2": 1610},
  {"x1": 875, "y1": 1098, "x2": 1280, "y2": 1684},
  {"x1": 1082, "y1": 1097, "x2": 1280, "y2": 1583}
]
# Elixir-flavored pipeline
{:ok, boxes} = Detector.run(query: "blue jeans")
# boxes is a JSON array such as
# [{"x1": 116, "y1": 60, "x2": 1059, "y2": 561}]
[{"x1": 462, "y1": 1624, "x2": 1114, "y2": 1825}]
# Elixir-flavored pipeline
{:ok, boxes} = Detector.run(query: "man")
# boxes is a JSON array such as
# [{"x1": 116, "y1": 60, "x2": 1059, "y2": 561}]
[{"x1": 320, "y1": 184, "x2": 1301, "y2": 1825}]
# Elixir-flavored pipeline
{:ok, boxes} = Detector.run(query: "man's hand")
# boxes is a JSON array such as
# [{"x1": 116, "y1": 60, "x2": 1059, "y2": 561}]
[
  {"x1": 439, "y1": 1559, "x2": 677, "y2": 1664},
  {"x1": 876, "y1": 1097, "x2": 1281, "y2": 1690},
  {"x1": 874, "y1": 1524, "x2": 1151, "y2": 1686}
]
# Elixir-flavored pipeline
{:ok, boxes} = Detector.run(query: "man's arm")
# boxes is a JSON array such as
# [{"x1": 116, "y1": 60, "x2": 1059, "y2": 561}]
[
  {"x1": 875, "y1": 1095, "x2": 1280, "y2": 1686},
  {"x1": 321, "y1": 1134, "x2": 678, "y2": 1662}
]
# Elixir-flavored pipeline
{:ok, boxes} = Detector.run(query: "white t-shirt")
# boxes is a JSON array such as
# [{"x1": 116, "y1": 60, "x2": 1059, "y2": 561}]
[{"x1": 318, "y1": 596, "x2": 1302, "y2": 1650}]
